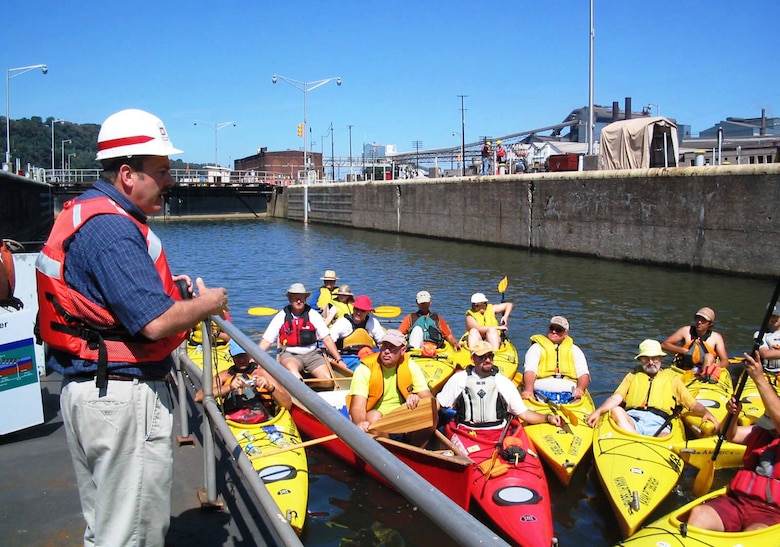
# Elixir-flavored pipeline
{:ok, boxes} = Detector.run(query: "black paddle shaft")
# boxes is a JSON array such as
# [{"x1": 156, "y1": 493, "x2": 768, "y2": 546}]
[{"x1": 712, "y1": 277, "x2": 780, "y2": 459}]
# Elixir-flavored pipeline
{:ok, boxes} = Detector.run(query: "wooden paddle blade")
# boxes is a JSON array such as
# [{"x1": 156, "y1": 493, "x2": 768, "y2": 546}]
[
  {"x1": 248, "y1": 307, "x2": 278, "y2": 316},
  {"x1": 693, "y1": 458, "x2": 715, "y2": 497},
  {"x1": 369, "y1": 397, "x2": 435, "y2": 434},
  {"x1": 374, "y1": 305, "x2": 402, "y2": 318},
  {"x1": 497, "y1": 276, "x2": 509, "y2": 294}
]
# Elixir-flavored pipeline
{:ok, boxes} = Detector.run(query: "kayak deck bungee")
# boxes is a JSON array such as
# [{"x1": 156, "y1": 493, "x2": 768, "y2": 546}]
[
  {"x1": 617, "y1": 486, "x2": 780, "y2": 546},
  {"x1": 228, "y1": 405, "x2": 309, "y2": 534},
  {"x1": 592, "y1": 412, "x2": 686, "y2": 538},
  {"x1": 450, "y1": 333, "x2": 520, "y2": 380},
  {"x1": 523, "y1": 390, "x2": 596, "y2": 485},
  {"x1": 445, "y1": 419, "x2": 556, "y2": 547},
  {"x1": 671, "y1": 366, "x2": 733, "y2": 438},
  {"x1": 407, "y1": 340, "x2": 459, "y2": 395}
]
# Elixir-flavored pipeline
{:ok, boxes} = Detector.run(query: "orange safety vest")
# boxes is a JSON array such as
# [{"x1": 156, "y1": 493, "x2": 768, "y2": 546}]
[
  {"x1": 347, "y1": 352, "x2": 415, "y2": 411},
  {"x1": 36, "y1": 197, "x2": 184, "y2": 386}
]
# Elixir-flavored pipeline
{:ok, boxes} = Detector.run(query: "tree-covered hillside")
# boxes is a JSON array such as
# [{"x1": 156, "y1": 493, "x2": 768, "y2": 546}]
[{"x1": 0, "y1": 116, "x2": 202, "y2": 171}]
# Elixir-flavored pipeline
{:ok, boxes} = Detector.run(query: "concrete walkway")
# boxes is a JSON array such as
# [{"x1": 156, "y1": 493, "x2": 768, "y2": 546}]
[{"x1": 0, "y1": 373, "x2": 274, "y2": 547}]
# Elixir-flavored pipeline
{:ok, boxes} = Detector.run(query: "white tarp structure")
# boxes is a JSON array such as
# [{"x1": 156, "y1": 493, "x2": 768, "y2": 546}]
[{"x1": 599, "y1": 116, "x2": 679, "y2": 170}]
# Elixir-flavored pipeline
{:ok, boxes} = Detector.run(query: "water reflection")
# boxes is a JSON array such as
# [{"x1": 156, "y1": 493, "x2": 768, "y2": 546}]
[{"x1": 154, "y1": 218, "x2": 773, "y2": 546}]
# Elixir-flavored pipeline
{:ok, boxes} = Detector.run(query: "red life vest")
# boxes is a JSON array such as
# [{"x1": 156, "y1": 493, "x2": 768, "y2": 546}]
[
  {"x1": 278, "y1": 305, "x2": 318, "y2": 347},
  {"x1": 729, "y1": 429, "x2": 780, "y2": 506},
  {"x1": 36, "y1": 197, "x2": 184, "y2": 386}
]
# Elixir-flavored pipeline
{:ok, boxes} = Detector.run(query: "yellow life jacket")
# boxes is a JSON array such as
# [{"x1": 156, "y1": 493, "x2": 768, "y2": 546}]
[
  {"x1": 316, "y1": 286, "x2": 336, "y2": 310},
  {"x1": 624, "y1": 368, "x2": 678, "y2": 416},
  {"x1": 346, "y1": 352, "x2": 414, "y2": 411},
  {"x1": 528, "y1": 334, "x2": 577, "y2": 380},
  {"x1": 330, "y1": 300, "x2": 353, "y2": 321},
  {"x1": 466, "y1": 304, "x2": 498, "y2": 327}
]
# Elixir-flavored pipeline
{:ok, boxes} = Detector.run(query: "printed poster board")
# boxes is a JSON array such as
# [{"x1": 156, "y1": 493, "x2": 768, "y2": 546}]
[{"x1": 0, "y1": 309, "x2": 44, "y2": 434}]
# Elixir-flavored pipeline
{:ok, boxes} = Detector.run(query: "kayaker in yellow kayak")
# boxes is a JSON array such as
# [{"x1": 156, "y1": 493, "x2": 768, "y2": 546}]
[
  {"x1": 662, "y1": 306, "x2": 730, "y2": 377},
  {"x1": 398, "y1": 290, "x2": 462, "y2": 351},
  {"x1": 687, "y1": 351, "x2": 780, "y2": 532},
  {"x1": 465, "y1": 292, "x2": 513, "y2": 350},
  {"x1": 586, "y1": 339, "x2": 719, "y2": 435},
  {"x1": 756, "y1": 303, "x2": 780, "y2": 374},
  {"x1": 520, "y1": 315, "x2": 590, "y2": 404}
]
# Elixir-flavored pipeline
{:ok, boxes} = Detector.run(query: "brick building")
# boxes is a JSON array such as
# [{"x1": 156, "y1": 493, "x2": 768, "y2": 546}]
[{"x1": 234, "y1": 149, "x2": 323, "y2": 182}]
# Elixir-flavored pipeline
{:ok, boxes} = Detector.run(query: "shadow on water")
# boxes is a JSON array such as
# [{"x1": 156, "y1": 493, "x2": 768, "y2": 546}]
[{"x1": 155, "y1": 218, "x2": 774, "y2": 546}]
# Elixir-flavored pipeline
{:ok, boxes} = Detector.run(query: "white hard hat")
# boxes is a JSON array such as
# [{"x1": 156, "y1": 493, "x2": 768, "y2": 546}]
[{"x1": 96, "y1": 109, "x2": 183, "y2": 161}]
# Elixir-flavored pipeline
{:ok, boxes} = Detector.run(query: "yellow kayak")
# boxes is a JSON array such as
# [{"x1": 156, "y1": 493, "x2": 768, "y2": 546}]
[
  {"x1": 671, "y1": 435, "x2": 746, "y2": 470},
  {"x1": 672, "y1": 366, "x2": 733, "y2": 438},
  {"x1": 186, "y1": 340, "x2": 234, "y2": 374},
  {"x1": 408, "y1": 341, "x2": 458, "y2": 395},
  {"x1": 737, "y1": 372, "x2": 780, "y2": 425},
  {"x1": 617, "y1": 487, "x2": 780, "y2": 546},
  {"x1": 229, "y1": 405, "x2": 309, "y2": 534},
  {"x1": 592, "y1": 412, "x2": 686, "y2": 538},
  {"x1": 523, "y1": 391, "x2": 596, "y2": 485},
  {"x1": 450, "y1": 333, "x2": 520, "y2": 380}
]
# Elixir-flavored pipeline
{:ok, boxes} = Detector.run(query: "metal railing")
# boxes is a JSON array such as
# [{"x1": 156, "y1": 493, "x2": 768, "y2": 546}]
[{"x1": 178, "y1": 317, "x2": 510, "y2": 547}]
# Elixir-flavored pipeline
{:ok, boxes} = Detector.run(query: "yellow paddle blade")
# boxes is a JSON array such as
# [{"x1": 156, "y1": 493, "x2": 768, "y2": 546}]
[
  {"x1": 248, "y1": 307, "x2": 278, "y2": 316},
  {"x1": 497, "y1": 276, "x2": 509, "y2": 294},
  {"x1": 693, "y1": 457, "x2": 715, "y2": 497},
  {"x1": 374, "y1": 305, "x2": 402, "y2": 318}
]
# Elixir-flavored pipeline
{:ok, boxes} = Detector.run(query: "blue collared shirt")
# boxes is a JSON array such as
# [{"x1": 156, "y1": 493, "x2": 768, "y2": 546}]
[{"x1": 46, "y1": 179, "x2": 175, "y2": 378}]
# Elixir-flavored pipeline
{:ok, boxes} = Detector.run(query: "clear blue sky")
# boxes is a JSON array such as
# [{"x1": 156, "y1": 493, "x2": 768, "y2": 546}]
[{"x1": 4, "y1": 0, "x2": 778, "y2": 166}]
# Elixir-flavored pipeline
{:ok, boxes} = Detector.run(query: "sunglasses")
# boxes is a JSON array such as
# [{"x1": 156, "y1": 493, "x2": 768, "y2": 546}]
[
  {"x1": 475, "y1": 353, "x2": 494, "y2": 361},
  {"x1": 694, "y1": 315, "x2": 711, "y2": 323},
  {"x1": 548, "y1": 326, "x2": 565, "y2": 334}
]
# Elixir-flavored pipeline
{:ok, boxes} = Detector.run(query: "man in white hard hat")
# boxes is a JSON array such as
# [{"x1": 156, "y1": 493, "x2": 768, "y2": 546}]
[{"x1": 36, "y1": 109, "x2": 228, "y2": 546}]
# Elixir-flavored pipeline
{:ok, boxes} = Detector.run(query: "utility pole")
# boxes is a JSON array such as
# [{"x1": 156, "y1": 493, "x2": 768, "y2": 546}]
[
  {"x1": 412, "y1": 140, "x2": 423, "y2": 175},
  {"x1": 458, "y1": 95, "x2": 467, "y2": 176}
]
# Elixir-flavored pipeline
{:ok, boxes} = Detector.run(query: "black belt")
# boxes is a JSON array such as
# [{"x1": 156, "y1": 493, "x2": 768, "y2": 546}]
[{"x1": 68, "y1": 372, "x2": 167, "y2": 382}]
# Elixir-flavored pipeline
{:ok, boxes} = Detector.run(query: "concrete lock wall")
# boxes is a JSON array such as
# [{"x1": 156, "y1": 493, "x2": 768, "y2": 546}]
[{"x1": 269, "y1": 164, "x2": 780, "y2": 278}]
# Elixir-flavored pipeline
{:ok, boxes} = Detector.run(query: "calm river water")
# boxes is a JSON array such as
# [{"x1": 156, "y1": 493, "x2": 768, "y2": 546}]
[{"x1": 154, "y1": 217, "x2": 772, "y2": 547}]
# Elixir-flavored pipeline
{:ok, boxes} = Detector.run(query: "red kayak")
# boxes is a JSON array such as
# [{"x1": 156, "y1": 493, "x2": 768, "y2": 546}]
[
  {"x1": 445, "y1": 420, "x2": 555, "y2": 547},
  {"x1": 292, "y1": 391, "x2": 555, "y2": 546}
]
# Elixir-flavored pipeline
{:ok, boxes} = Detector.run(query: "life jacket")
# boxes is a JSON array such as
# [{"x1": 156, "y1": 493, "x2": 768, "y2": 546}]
[
  {"x1": 341, "y1": 328, "x2": 376, "y2": 353},
  {"x1": 220, "y1": 362, "x2": 272, "y2": 414},
  {"x1": 330, "y1": 300, "x2": 353, "y2": 321},
  {"x1": 729, "y1": 429, "x2": 780, "y2": 507},
  {"x1": 278, "y1": 305, "x2": 318, "y2": 347},
  {"x1": 315, "y1": 286, "x2": 336, "y2": 311},
  {"x1": 0, "y1": 239, "x2": 21, "y2": 310},
  {"x1": 346, "y1": 352, "x2": 414, "y2": 411},
  {"x1": 409, "y1": 311, "x2": 444, "y2": 347},
  {"x1": 496, "y1": 147, "x2": 507, "y2": 164},
  {"x1": 455, "y1": 366, "x2": 506, "y2": 427},
  {"x1": 481, "y1": 145, "x2": 491, "y2": 159},
  {"x1": 466, "y1": 304, "x2": 498, "y2": 327},
  {"x1": 528, "y1": 334, "x2": 577, "y2": 380},
  {"x1": 35, "y1": 197, "x2": 184, "y2": 388},
  {"x1": 623, "y1": 368, "x2": 678, "y2": 418},
  {"x1": 334, "y1": 313, "x2": 371, "y2": 350},
  {"x1": 674, "y1": 326, "x2": 716, "y2": 370}
]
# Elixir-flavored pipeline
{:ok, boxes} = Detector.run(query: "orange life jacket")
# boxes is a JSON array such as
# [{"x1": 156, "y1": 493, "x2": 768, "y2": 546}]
[
  {"x1": 346, "y1": 352, "x2": 414, "y2": 411},
  {"x1": 729, "y1": 429, "x2": 780, "y2": 506},
  {"x1": 36, "y1": 197, "x2": 184, "y2": 387}
]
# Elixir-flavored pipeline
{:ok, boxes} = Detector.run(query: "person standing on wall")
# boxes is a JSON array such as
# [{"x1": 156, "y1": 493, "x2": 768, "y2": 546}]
[
  {"x1": 480, "y1": 140, "x2": 492, "y2": 176},
  {"x1": 36, "y1": 109, "x2": 228, "y2": 546}
]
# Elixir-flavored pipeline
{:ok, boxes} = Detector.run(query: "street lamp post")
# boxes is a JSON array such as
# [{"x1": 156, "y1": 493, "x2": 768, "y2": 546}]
[
  {"x1": 6, "y1": 63, "x2": 48, "y2": 166},
  {"x1": 647, "y1": 103, "x2": 660, "y2": 117},
  {"x1": 347, "y1": 124, "x2": 354, "y2": 181},
  {"x1": 50, "y1": 118, "x2": 64, "y2": 170},
  {"x1": 61, "y1": 139, "x2": 71, "y2": 172},
  {"x1": 458, "y1": 95, "x2": 467, "y2": 176},
  {"x1": 193, "y1": 120, "x2": 236, "y2": 167},
  {"x1": 67, "y1": 152, "x2": 76, "y2": 170},
  {"x1": 272, "y1": 74, "x2": 341, "y2": 183}
]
